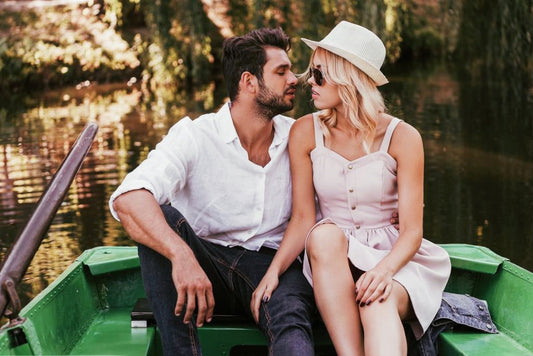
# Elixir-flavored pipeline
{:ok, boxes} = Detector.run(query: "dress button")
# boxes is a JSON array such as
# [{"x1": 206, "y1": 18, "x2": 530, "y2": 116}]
[
  {"x1": 349, "y1": 188, "x2": 354, "y2": 193},
  {"x1": 351, "y1": 205, "x2": 356, "y2": 210},
  {"x1": 355, "y1": 225, "x2": 361, "y2": 229}
]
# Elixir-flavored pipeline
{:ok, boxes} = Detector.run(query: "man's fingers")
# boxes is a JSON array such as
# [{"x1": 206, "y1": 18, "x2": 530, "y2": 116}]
[
  {"x1": 196, "y1": 291, "x2": 207, "y2": 327},
  {"x1": 175, "y1": 286, "x2": 186, "y2": 316},
  {"x1": 195, "y1": 283, "x2": 214, "y2": 326},
  {"x1": 206, "y1": 289, "x2": 215, "y2": 323},
  {"x1": 183, "y1": 289, "x2": 197, "y2": 324}
]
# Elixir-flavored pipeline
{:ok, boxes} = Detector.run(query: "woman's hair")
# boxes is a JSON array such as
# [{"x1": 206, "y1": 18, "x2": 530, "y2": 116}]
[{"x1": 303, "y1": 47, "x2": 386, "y2": 152}]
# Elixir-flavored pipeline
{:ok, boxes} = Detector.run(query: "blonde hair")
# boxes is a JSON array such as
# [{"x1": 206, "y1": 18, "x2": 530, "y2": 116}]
[{"x1": 303, "y1": 47, "x2": 386, "y2": 152}]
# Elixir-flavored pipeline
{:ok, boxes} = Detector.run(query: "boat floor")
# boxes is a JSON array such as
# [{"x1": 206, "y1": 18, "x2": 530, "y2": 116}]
[{"x1": 70, "y1": 308, "x2": 156, "y2": 355}]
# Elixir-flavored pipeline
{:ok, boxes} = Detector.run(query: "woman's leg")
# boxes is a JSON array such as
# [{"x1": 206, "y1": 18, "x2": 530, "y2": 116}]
[
  {"x1": 306, "y1": 224, "x2": 364, "y2": 356},
  {"x1": 359, "y1": 280, "x2": 412, "y2": 356}
]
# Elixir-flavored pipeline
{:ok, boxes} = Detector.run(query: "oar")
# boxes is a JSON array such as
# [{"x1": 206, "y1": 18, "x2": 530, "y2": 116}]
[{"x1": 0, "y1": 122, "x2": 99, "y2": 324}]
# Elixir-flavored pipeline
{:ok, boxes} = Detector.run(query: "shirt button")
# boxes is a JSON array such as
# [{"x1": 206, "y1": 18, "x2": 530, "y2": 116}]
[{"x1": 348, "y1": 164, "x2": 353, "y2": 169}]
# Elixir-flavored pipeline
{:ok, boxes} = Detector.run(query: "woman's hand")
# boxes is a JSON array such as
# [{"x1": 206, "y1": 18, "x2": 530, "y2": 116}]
[
  {"x1": 250, "y1": 270, "x2": 279, "y2": 323},
  {"x1": 355, "y1": 267, "x2": 393, "y2": 306}
]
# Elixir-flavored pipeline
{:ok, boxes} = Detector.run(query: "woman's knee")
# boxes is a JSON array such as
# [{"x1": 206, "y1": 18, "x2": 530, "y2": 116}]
[
  {"x1": 306, "y1": 224, "x2": 347, "y2": 261},
  {"x1": 359, "y1": 282, "x2": 411, "y2": 323}
]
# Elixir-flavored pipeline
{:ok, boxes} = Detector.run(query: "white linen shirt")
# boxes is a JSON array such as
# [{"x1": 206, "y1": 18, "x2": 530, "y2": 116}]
[{"x1": 109, "y1": 103, "x2": 294, "y2": 251}]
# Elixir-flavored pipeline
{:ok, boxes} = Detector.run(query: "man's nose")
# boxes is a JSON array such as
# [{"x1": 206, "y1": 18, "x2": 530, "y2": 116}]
[{"x1": 288, "y1": 71, "x2": 298, "y2": 84}]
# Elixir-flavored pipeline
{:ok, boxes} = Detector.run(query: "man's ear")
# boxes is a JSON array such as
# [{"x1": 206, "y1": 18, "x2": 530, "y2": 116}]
[{"x1": 240, "y1": 71, "x2": 258, "y2": 94}]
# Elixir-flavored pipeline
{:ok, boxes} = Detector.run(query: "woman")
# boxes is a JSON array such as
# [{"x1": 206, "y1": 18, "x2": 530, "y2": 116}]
[{"x1": 251, "y1": 21, "x2": 451, "y2": 355}]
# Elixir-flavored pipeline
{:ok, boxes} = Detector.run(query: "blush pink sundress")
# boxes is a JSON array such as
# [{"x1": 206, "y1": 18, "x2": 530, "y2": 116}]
[{"x1": 303, "y1": 113, "x2": 451, "y2": 338}]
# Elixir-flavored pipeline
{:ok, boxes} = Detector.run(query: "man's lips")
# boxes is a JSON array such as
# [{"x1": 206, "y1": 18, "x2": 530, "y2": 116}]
[
  {"x1": 285, "y1": 88, "x2": 296, "y2": 98},
  {"x1": 285, "y1": 87, "x2": 296, "y2": 95}
]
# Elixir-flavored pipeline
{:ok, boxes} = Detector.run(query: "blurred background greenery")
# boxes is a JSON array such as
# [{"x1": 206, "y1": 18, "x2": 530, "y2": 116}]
[{"x1": 2, "y1": 0, "x2": 530, "y2": 115}]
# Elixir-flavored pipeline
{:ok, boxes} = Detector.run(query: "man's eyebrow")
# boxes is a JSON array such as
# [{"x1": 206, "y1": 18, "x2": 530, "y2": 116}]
[{"x1": 273, "y1": 63, "x2": 291, "y2": 71}]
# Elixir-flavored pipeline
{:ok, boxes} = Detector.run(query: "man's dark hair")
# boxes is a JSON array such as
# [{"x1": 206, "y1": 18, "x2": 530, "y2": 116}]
[{"x1": 222, "y1": 27, "x2": 291, "y2": 101}]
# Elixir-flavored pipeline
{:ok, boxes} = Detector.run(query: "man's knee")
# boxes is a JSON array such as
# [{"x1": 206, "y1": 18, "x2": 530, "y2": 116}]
[{"x1": 264, "y1": 276, "x2": 315, "y2": 327}]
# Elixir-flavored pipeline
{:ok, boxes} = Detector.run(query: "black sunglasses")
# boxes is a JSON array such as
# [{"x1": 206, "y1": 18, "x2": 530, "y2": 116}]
[{"x1": 311, "y1": 68, "x2": 325, "y2": 86}]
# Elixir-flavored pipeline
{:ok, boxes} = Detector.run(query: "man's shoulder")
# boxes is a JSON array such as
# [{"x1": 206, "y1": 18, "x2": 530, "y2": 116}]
[
  {"x1": 168, "y1": 112, "x2": 217, "y2": 132},
  {"x1": 273, "y1": 114, "x2": 296, "y2": 134}
]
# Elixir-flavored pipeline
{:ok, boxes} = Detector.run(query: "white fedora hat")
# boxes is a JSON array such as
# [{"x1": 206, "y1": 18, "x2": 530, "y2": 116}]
[{"x1": 301, "y1": 21, "x2": 388, "y2": 86}]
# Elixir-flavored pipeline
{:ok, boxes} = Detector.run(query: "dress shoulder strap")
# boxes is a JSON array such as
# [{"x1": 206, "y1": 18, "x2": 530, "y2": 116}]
[
  {"x1": 313, "y1": 112, "x2": 324, "y2": 148},
  {"x1": 379, "y1": 117, "x2": 403, "y2": 152}
]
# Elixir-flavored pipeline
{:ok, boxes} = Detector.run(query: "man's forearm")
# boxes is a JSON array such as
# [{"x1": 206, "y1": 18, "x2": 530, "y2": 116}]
[{"x1": 113, "y1": 189, "x2": 189, "y2": 261}]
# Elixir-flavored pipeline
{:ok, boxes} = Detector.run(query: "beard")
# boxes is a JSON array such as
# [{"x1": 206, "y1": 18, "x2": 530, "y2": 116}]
[{"x1": 255, "y1": 83, "x2": 295, "y2": 119}]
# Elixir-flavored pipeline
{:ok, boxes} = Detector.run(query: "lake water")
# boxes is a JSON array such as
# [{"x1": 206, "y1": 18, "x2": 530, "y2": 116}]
[{"x1": 1, "y1": 61, "x2": 532, "y2": 307}]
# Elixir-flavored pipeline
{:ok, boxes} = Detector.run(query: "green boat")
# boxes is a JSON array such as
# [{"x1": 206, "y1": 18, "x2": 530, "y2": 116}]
[
  {"x1": 1, "y1": 125, "x2": 532, "y2": 355},
  {"x1": 0, "y1": 244, "x2": 531, "y2": 355}
]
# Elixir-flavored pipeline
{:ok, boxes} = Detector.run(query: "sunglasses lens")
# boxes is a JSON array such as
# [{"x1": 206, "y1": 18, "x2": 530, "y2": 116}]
[{"x1": 312, "y1": 68, "x2": 323, "y2": 86}]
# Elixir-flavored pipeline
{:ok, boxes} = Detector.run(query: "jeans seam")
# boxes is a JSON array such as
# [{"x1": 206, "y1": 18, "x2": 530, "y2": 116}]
[
  {"x1": 176, "y1": 217, "x2": 187, "y2": 231},
  {"x1": 262, "y1": 302, "x2": 274, "y2": 356},
  {"x1": 230, "y1": 253, "x2": 276, "y2": 349},
  {"x1": 214, "y1": 250, "x2": 276, "y2": 349},
  {"x1": 188, "y1": 323, "x2": 199, "y2": 356}
]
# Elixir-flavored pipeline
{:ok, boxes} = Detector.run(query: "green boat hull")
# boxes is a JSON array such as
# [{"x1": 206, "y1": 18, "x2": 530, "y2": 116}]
[{"x1": 1, "y1": 244, "x2": 531, "y2": 355}]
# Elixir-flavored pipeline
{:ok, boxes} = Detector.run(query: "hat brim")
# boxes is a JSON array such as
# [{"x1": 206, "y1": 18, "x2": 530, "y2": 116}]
[{"x1": 301, "y1": 38, "x2": 389, "y2": 86}]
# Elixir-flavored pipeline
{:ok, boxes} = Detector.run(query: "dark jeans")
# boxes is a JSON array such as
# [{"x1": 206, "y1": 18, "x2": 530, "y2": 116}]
[
  {"x1": 137, "y1": 205, "x2": 316, "y2": 356},
  {"x1": 408, "y1": 292, "x2": 498, "y2": 356}
]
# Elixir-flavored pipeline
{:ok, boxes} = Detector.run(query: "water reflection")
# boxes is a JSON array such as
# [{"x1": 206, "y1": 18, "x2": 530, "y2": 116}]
[{"x1": 0, "y1": 62, "x2": 532, "y2": 308}]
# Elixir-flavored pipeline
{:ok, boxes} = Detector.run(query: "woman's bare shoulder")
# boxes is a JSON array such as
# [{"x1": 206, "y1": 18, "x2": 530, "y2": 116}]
[
  {"x1": 290, "y1": 113, "x2": 316, "y2": 147},
  {"x1": 389, "y1": 117, "x2": 423, "y2": 158},
  {"x1": 291, "y1": 113, "x2": 315, "y2": 134}
]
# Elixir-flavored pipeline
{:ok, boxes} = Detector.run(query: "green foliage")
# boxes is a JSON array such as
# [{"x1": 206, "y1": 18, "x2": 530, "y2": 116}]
[
  {"x1": 2, "y1": 0, "x2": 530, "y2": 109},
  {"x1": 0, "y1": 4, "x2": 140, "y2": 93}
]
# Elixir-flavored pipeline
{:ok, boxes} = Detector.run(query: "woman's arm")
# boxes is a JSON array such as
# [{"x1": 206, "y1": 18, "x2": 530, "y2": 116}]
[
  {"x1": 251, "y1": 115, "x2": 318, "y2": 322},
  {"x1": 355, "y1": 121, "x2": 424, "y2": 305}
]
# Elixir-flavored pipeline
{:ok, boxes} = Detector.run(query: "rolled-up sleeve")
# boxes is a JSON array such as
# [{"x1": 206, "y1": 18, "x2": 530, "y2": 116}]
[{"x1": 109, "y1": 118, "x2": 197, "y2": 220}]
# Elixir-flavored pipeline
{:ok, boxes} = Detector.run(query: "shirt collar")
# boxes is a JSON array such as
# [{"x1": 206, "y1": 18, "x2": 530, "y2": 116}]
[
  {"x1": 217, "y1": 102, "x2": 289, "y2": 147},
  {"x1": 217, "y1": 102, "x2": 238, "y2": 144}
]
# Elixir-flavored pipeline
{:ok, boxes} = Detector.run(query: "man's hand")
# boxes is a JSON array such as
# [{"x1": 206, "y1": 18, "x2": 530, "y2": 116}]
[
  {"x1": 391, "y1": 211, "x2": 399, "y2": 230},
  {"x1": 171, "y1": 254, "x2": 215, "y2": 327}
]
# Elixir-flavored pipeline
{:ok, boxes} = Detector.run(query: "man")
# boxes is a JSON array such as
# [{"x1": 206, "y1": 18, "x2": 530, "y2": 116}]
[{"x1": 109, "y1": 27, "x2": 316, "y2": 355}]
